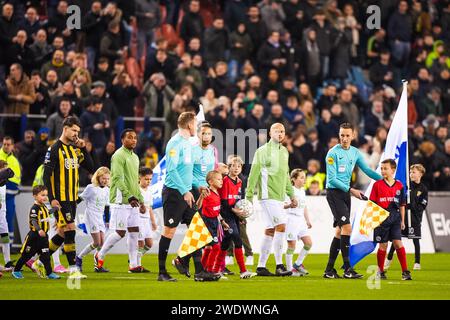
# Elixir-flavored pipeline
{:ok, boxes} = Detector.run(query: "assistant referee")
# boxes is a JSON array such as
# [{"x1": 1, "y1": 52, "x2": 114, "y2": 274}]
[{"x1": 323, "y1": 123, "x2": 382, "y2": 279}]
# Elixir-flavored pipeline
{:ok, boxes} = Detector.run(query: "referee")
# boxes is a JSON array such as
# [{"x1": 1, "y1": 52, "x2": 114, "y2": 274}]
[
  {"x1": 323, "y1": 123, "x2": 382, "y2": 279},
  {"x1": 43, "y1": 116, "x2": 94, "y2": 279}
]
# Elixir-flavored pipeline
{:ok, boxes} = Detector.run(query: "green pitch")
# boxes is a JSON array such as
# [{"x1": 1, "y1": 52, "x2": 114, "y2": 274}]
[{"x1": 1, "y1": 253, "x2": 449, "y2": 300}]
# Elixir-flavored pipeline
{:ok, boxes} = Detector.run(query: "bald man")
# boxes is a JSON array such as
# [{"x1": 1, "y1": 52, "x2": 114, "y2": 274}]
[{"x1": 245, "y1": 123, "x2": 297, "y2": 276}]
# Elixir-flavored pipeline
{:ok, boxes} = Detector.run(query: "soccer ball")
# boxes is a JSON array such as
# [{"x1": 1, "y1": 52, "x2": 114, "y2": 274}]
[{"x1": 235, "y1": 199, "x2": 253, "y2": 218}]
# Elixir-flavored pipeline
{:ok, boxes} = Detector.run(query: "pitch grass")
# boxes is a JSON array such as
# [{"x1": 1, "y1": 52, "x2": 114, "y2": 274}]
[{"x1": 1, "y1": 253, "x2": 449, "y2": 300}]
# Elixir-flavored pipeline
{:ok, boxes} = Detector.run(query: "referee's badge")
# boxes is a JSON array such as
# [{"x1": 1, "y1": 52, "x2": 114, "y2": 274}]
[
  {"x1": 169, "y1": 149, "x2": 176, "y2": 157},
  {"x1": 327, "y1": 157, "x2": 334, "y2": 165}
]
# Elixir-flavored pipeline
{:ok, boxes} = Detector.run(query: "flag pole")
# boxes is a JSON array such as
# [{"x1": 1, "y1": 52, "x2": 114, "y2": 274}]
[{"x1": 402, "y1": 80, "x2": 412, "y2": 234}]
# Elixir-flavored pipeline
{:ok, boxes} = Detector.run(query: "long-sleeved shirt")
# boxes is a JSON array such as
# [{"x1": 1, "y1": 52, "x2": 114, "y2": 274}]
[
  {"x1": 325, "y1": 144, "x2": 382, "y2": 192},
  {"x1": 164, "y1": 133, "x2": 194, "y2": 195},
  {"x1": 245, "y1": 139, "x2": 294, "y2": 201},
  {"x1": 110, "y1": 146, "x2": 143, "y2": 205}
]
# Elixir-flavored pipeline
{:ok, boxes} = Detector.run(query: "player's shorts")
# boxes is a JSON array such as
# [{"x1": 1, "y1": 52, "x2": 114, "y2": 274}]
[
  {"x1": 47, "y1": 216, "x2": 57, "y2": 238},
  {"x1": 374, "y1": 212, "x2": 402, "y2": 243},
  {"x1": 326, "y1": 188, "x2": 351, "y2": 228},
  {"x1": 20, "y1": 231, "x2": 49, "y2": 255},
  {"x1": 202, "y1": 215, "x2": 219, "y2": 244},
  {"x1": 109, "y1": 205, "x2": 140, "y2": 231},
  {"x1": 286, "y1": 214, "x2": 309, "y2": 241},
  {"x1": 0, "y1": 210, "x2": 8, "y2": 234},
  {"x1": 138, "y1": 215, "x2": 155, "y2": 240},
  {"x1": 84, "y1": 211, "x2": 106, "y2": 234},
  {"x1": 260, "y1": 199, "x2": 287, "y2": 229},
  {"x1": 55, "y1": 201, "x2": 77, "y2": 228},
  {"x1": 162, "y1": 186, "x2": 196, "y2": 228}
]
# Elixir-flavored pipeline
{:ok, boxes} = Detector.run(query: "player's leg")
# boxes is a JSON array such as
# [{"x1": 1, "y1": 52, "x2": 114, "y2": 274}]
[
  {"x1": 127, "y1": 207, "x2": 140, "y2": 272},
  {"x1": 139, "y1": 237, "x2": 153, "y2": 272},
  {"x1": 48, "y1": 211, "x2": 65, "y2": 257},
  {"x1": 256, "y1": 200, "x2": 275, "y2": 276},
  {"x1": 76, "y1": 232, "x2": 100, "y2": 271},
  {"x1": 285, "y1": 240, "x2": 296, "y2": 271},
  {"x1": 393, "y1": 239, "x2": 411, "y2": 279},
  {"x1": 137, "y1": 218, "x2": 152, "y2": 271},
  {"x1": 294, "y1": 235, "x2": 312, "y2": 275},
  {"x1": 37, "y1": 235, "x2": 56, "y2": 278},
  {"x1": 13, "y1": 234, "x2": 39, "y2": 278},
  {"x1": 413, "y1": 238, "x2": 421, "y2": 269},
  {"x1": 0, "y1": 211, "x2": 13, "y2": 267},
  {"x1": 97, "y1": 206, "x2": 127, "y2": 268},
  {"x1": 214, "y1": 231, "x2": 232, "y2": 273},
  {"x1": 202, "y1": 246, "x2": 212, "y2": 268},
  {"x1": 239, "y1": 222, "x2": 254, "y2": 265},
  {"x1": 377, "y1": 242, "x2": 388, "y2": 276}
]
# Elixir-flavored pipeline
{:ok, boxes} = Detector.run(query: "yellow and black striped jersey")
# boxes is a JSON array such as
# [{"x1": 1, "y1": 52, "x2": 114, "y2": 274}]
[
  {"x1": 43, "y1": 140, "x2": 94, "y2": 202},
  {"x1": 29, "y1": 203, "x2": 50, "y2": 233}
]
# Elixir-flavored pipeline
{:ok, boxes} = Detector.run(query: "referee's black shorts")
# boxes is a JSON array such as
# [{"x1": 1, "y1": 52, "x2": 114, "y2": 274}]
[
  {"x1": 162, "y1": 186, "x2": 196, "y2": 228},
  {"x1": 326, "y1": 188, "x2": 351, "y2": 228}
]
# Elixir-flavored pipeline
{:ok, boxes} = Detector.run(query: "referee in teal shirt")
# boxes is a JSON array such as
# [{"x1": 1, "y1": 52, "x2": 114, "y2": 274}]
[{"x1": 324, "y1": 123, "x2": 382, "y2": 279}]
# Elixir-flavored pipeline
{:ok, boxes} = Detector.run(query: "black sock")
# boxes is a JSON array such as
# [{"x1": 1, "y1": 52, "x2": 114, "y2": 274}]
[
  {"x1": 340, "y1": 235, "x2": 350, "y2": 270},
  {"x1": 192, "y1": 250, "x2": 203, "y2": 274},
  {"x1": 49, "y1": 234, "x2": 65, "y2": 255},
  {"x1": 387, "y1": 243, "x2": 395, "y2": 260},
  {"x1": 326, "y1": 237, "x2": 341, "y2": 271},
  {"x1": 158, "y1": 235, "x2": 171, "y2": 273},
  {"x1": 40, "y1": 250, "x2": 52, "y2": 276},
  {"x1": 413, "y1": 239, "x2": 421, "y2": 264},
  {"x1": 63, "y1": 230, "x2": 76, "y2": 266}
]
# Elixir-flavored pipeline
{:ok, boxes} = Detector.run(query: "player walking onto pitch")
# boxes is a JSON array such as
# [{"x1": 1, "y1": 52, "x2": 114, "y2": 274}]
[
  {"x1": 284, "y1": 169, "x2": 312, "y2": 276},
  {"x1": 43, "y1": 116, "x2": 94, "y2": 280},
  {"x1": 371, "y1": 159, "x2": 412, "y2": 280},
  {"x1": 246, "y1": 123, "x2": 297, "y2": 277},
  {"x1": 95, "y1": 129, "x2": 146, "y2": 273},
  {"x1": 75, "y1": 167, "x2": 110, "y2": 272},
  {"x1": 0, "y1": 161, "x2": 15, "y2": 270},
  {"x1": 324, "y1": 122, "x2": 381, "y2": 279}
]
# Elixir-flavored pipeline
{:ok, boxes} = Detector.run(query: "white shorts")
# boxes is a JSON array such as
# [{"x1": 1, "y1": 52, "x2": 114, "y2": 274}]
[
  {"x1": 138, "y1": 215, "x2": 154, "y2": 241},
  {"x1": 48, "y1": 215, "x2": 57, "y2": 238},
  {"x1": 84, "y1": 211, "x2": 106, "y2": 234},
  {"x1": 109, "y1": 206, "x2": 140, "y2": 231},
  {"x1": 260, "y1": 199, "x2": 287, "y2": 229},
  {"x1": 286, "y1": 214, "x2": 309, "y2": 241},
  {"x1": 0, "y1": 210, "x2": 8, "y2": 234}
]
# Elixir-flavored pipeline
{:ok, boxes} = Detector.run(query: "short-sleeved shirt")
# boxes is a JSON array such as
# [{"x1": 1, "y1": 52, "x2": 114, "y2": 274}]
[
  {"x1": 201, "y1": 190, "x2": 221, "y2": 218},
  {"x1": 287, "y1": 186, "x2": 306, "y2": 217},
  {"x1": 164, "y1": 133, "x2": 194, "y2": 195},
  {"x1": 218, "y1": 175, "x2": 242, "y2": 219},
  {"x1": 369, "y1": 179, "x2": 406, "y2": 212},
  {"x1": 80, "y1": 184, "x2": 110, "y2": 216},
  {"x1": 192, "y1": 145, "x2": 216, "y2": 188},
  {"x1": 140, "y1": 186, "x2": 153, "y2": 218}
]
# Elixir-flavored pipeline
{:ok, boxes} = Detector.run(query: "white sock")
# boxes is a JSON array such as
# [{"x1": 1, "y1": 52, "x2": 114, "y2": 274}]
[
  {"x1": 52, "y1": 248, "x2": 62, "y2": 266},
  {"x1": 98, "y1": 232, "x2": 123, "y2": 259},
  {"x1": 257, "y1": 235, "x2": 273, "y2": 268},
  {"x1": 273, "y1": 232, "x2": 285, "y2": 265},
  {"x1": 127, "y1": 232, "x2": 139, "y2": 268},
  {"x1": 78, "y1": 243, "x2": 96, "y2": 258},
  {"x1": 1, "y1": 242, "x2": 10, "y2": 263},
  {"x1": 69, "y1": 265, "x2": 78, "y2": 273},
  {"x1": 295, "y1": 246, "x2": 311, "y2": 266}
]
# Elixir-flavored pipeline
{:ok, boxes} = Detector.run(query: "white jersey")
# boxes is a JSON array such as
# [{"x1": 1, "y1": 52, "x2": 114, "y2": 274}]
[
  {"x1": 80, "y1": 184, "x2": 110, "y2": 217},
  {"x1": 0, "y1": 185, "x2": 6, "y2": 213},
  {"x1": 140, "y1": 187, "x2": 153, "y2": 218},
  {"x1": 287, "y1": 187, "x2": 306, "y2": 217}
]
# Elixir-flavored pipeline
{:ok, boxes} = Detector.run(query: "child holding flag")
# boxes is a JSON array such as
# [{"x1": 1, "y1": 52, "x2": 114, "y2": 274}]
[{"x1": 371, "y1": 159, "x2": 412, "y2": 281}]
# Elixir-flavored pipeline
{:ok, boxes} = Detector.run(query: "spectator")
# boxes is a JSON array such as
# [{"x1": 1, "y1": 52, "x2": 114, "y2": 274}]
[
  {"x1": 310, "y1": 10, "x2": 332, "y2": 80},
  {"x1": 298, "y1": 83, "x2": 314, "y2": 104},
  {"x1": 82, "y1": 1, "x2": 107, "y2": 72},
  {"x1": 366, "y1": 28, "x2": 387, "y2": 67},
  {"x1": 298, "y1": 28, "x2": 321, "y2": 92},
  {"x1": 47, "y1": 0, "x2": 75, "y2": 48},
  {"x1": 413, "y1": 140, "x2": 445, "y2": 190},
  {"x1": 259, "y1": 0, "x2": 286, "y2": 33},
  {"x1": 135, "y1": 0, "x2": 161, "y2": 60},
  {"x1": 179, "y1": 0, "x2": 205, "y2": 44},
  {"x1": 305, "y1": 180, "x2": 323, "y2": 195},
  {"x1": 288, "y1": 130, "x2": 307, "y2": 169},
  {"x1": 356, "y1": 136, "x2": 381, "y2": 189},
  {"x1": 28, "y1": 70, "x2": 50, "y2": 131},
  {"x1": 16, "y1": 129, "x2": 47, "y2": 186},
  {"x1": 422, "y1": 87, "x2": 443, "y2": 118},
  {"x1": 200, "y1": 88, "x2": 219, "y2": 114},
  {"x1": 80, "y1": 98, "x2": 109, "y2": 152},
  {"x1": 224, "y1": 0, "x2": 248, "y2": 32},
  {"x1": 92, "y1": 57, "x2": 114, "y2": 90},
  {"x1": 145, "y1": 49, "x2": 178, "y2": 85},
  {"x1": 40, "y1": 50, "x2": 72, "y2": 83},
  {"x1": 369, "y1": 50, "x2": 396, "y2": 88},
  {"x1": 204, "y1": 17, "x2": 229, "y2": 68},
  {"x1": 283, "y1": 95, "x2": 303, "y2": 130},
  {"x1": 436, "y1": 139, "x2": 450, "y2": 191},
  {"x1": 6, "y1": 30, "x2": 34, "y2": 75},
  {"x1": 338, "y1": 89, "x2": 359, "y2": 129},
  {"x1": 387, "y1": 0, "x2": 413, "y2": 68},
  {"x1": 98, "y1": 141, "x2": 116, "y2": 168},
  {"x1": 299, "y1": 100, "x2": 316, "y2": 131},
  {"x1": 373, "y1": 126, "x2": 388, "y2": 153},
  {"x1": 186, "y1": 37, "x2": 202, "y2": 57},
  {"x1": 435, "y1": 126, "x2": 449, "y2": 153},
  {"x1": 175, "y1": 52, "x2": 203, "y2": 93},
  {"x1": 46, "y1": 97, "x2": 73, "y2": 142},
  {"x1": 100, "y1": 21, "x2": 124, "y2": 67},
  {"x1": 365, "y1": 99, "x2": 385, "y2": 137},
  {"x1": 20, "y1": 6, "x2": 41, "y2": 42},
  {"x1": 317, "y1": 83, "x2": 338, "y2": 111},
  {"x1": 239, "y1": 103, "x2": 265, "y2": 131},
  {"x1": 330, "y1": 102, "x2": 348, "y2": 125},
  {"x1": 261, "y1": 89, "x2": 279, "y2": 116},
  {"x1": 29, "y1": 29, "x2": 53, "y2": 69},
  {"x1": 317, "y1": 108, "x2": 339, "y2": 145},
  {"x1": 51, "y1": 81, "x2": 83, "y2": 117},
  {"x1": 261, "y1": 69, "x2": 281, "y2": 96},
  {"x1": 257, "y1": 31, "x2": 286, "y2": 78},
  {"x1": 207, "y1": 61, "x2": 232, "y2": 98},
  {"x1": 91, "y1": 80, "x2": 118, "y2": 137},
  {"x1": 283, "y1": 0, "x2": 306, "y2": 44},
  {"x1": 245, "y1": 6, "x2": 268, "y2": 60},
  {"x1": 305, "y1": 159, "x2": 326, "y2": 190},
  {"x1": 301, "y1": 129, "x2": 326, "y2": 169},
  {"x1": 110, "y1": 71, "x2": 139, "y2": 119},
  {"x1": 265, "y1": 103, "x2": 290, "y2": 131},
  {"x1": 229, "y1": 23, "x2": 253, "y2": 82},
  {"x1": 279, "y1": 76, "x2": 297, "y2": 105},
  {"x1": 0, "y1": 3, "x2": 19, "y2": 79},
  {"x1": 43, "y1": 69, "x2": 63, "y2": 103},
  {"x1": 330, "y1": 17, "x2": 352, "y2": 84}
]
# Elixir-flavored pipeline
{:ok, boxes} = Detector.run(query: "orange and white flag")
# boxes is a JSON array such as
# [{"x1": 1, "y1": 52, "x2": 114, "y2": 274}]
[
  {"x1": 178, "y1": 212, "x2": 213, "y2": 258},
  {"x1": 359, "y1": 200, "x2": 390, "y2": 236}
]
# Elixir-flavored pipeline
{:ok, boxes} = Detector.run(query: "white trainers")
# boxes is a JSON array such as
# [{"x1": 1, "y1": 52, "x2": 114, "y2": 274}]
[
  {"x1": 68, "y1": 270, "x2": 87, "y2": 279},
  {"x1": 245, "y1": 255, "x2": 254, "y2": 266},
  {"x1": 384, "y1": 259, "x2": 392, "y2": 270},
  {"x1": 32, "y1": 260, "x2": 46, "y2": 278},
  {"x1": 225, "y1": 256, "x2": 234, "y2": 265},
  {"x1": 240, "y1": 271, "x2": 257, "y2": 279},
  {"x1": 413, "y1": 263, "x2": 421, "y2": 270},
  {"x1": 297, "y1": 264, "x2": 309, "y2": 276},
  {"x1": 291, "y1": 269, "x2": 301, "y2": 277}
]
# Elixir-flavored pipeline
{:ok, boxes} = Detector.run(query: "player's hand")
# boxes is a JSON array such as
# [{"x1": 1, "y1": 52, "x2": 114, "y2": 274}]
[
  {"x1": 307, "y1": 221, "x2": 312, "y2": 229},
  {"x1": 290, "y1": 198, "x2": 298, "y2": 208},
  {"x1": 128, "y1": 196, "x2": 140, "y2": 207},
  {"x1": 350, "y1": 188, "x2": 364, "y2": 200},
  {"x1": 139, "y1": 203, "x2": 146, "y2": 214},
  {"x1": 199, "y1": 186, "x2": 210, "y2": 197},
  {"x1": 401, "y1": 222, "x2": 406, "y2": 230},
  {"x1": 51, "y1": 199, "x2": 61, "y2": 209},
  {"x1": 183, "y1": 191, "x2": 195, "y2": 208},
  {"x1": 221, "y1": 220, "x2": 230, "y2": 231},
  {"x1": 74, "y1": 137, "x2": 86, "y2": 148},
  {"x1": 38, "y1": 230, "x2": 46, "y2": 237}
]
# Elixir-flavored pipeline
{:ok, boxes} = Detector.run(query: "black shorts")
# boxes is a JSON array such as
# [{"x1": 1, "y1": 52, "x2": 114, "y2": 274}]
[
  {"x1": 162, "y1": 186, "x2": 196, "y2": 228},
  {"x1": 20, "y1": 231, "x2": 49, "y2": 255},
  {"x1": 56, "y1": 201, "x2": 77, "y2": 227},
  {"x1": 326, "y1": 189, "x2": 351, "y2": 228},
  {"x1": 202, "y1": 215, "x2": 219, "y2": 244},
  {"x1": 401, "y1": 223, "x2": 422, "y2": 239},
  {"x1": 374, "y1": 212, "x2": 402, "y2": 243}
]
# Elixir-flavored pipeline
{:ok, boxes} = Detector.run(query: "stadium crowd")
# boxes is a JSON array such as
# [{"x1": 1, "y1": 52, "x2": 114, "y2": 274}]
[{"x1": 0, "y1": 0, "x2": 448, "y2": 196}]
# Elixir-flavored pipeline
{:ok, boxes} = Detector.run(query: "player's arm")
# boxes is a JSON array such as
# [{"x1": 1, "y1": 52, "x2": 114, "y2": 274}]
[
  {"x1": 196, "y1": 192, "x2": 205, "y2": 209},
  {"x1": 149, "y1": 207, "x2": 157, "y2": 230},
  {"x1": 245, "y1": 149, "x2": 261, "y2": 202},
  {"x1": 30, "y1": 207, "x2": 41, "y2": 231},
  {"x1": 400, "y1": 205, "x2": 406, "y2": 230},
  {"x1": 166, "y1": 146, "x2": 190, "y2": 195},
  {"x1": 356, "y1": 150, "x2": 382, "y2": 181},
  {"x1": 43, "y1": 146, "x2": 58, "y2": 203},
  {"x1": 304, "y1": 206, "x2": 312, "y2": 228},
  {"x1": 326, "y1": 152, "x2": 350, "y2": 192},
  {"x1": 417, "y1": 187, "x2": 428, "y2": 212}
]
